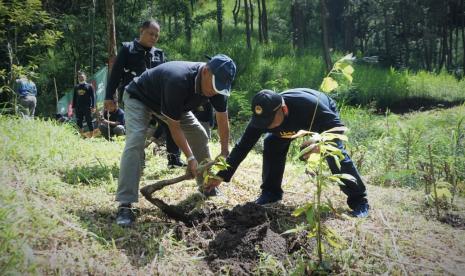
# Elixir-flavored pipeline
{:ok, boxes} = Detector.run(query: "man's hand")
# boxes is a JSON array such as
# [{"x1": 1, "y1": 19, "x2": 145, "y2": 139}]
[
  {"x1": 204, "y1": 177, "x2": 223, "y2": 192},
  {"x1": 299, "y1": 140, "x2": 320, "y2": 161},
  {"x1": 187, "y1": 158, "x2": 198, "y2": 178},
  {"x1": 104, "y1": 100, "x2": 116, "y2": 111},
  {"x1": 91, "y1": 107, "x2": 96, "y2": 113}
]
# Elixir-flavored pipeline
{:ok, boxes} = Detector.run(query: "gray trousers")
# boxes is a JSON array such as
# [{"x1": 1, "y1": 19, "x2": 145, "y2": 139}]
[
  {"x1": 116, "y1": 92, "x2": 211, "y2": 204},
  {"x1": 19, "y1": 96, "x2": 36, "y2": 118}
]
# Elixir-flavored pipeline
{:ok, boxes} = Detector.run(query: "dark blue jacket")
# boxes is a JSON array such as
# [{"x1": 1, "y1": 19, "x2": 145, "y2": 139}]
[
  {"x1": 218, "y1": 88, "x2": 344, "y2": 181},
  {"x1": 105, "y1": 39, "x2": 166, "y2": 100}
]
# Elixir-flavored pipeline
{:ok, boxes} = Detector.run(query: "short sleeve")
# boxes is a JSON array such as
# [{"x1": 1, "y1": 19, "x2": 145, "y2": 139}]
[
  {"x1": 209, "y1": 94, "x2": 227, "y2": 112},
  {"x1": 161, "y1": 80, "x2": 188, "y2": 121}
]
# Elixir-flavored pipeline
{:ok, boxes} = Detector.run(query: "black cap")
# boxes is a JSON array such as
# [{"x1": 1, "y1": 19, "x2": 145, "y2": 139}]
[{"x1": 250, "y1": 90, "x2": 283, "y2": 129}]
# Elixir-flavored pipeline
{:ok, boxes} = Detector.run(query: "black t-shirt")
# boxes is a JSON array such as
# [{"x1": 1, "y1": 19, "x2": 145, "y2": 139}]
[
  {"x1": 103, "y1": 108, "x2": 125, "y2": 126},
  {"x1": 217, "y1": 88, "x2": 344, "y2": 181},
  {"x1": 72, "y1": 83, "x2": 95, "y2": 110},
  {"x1": 125, "y1": 61, "x2": 227, "y2": 121}
]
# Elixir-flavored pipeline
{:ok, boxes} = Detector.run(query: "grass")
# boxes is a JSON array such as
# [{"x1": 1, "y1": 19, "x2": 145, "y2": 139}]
[{"x1": 1, "y1": 109, "x2": 465, "y2": 274}]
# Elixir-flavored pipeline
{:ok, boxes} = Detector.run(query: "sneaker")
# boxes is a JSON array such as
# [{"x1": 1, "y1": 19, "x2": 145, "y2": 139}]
[
  {"x1": 255, "y1": 191, "x2": 283, "y2": 205},
  {"x1": 350, "y1": 202, "x2": 370, "y2": 218},
  {"x1": 116, "y1": 204, "x2": 135, "y2": 227}
]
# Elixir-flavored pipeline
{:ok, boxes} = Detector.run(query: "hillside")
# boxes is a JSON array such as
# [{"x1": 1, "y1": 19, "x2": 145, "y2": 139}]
[{"x1": 1, "y1": 106, "x2": 464, "y2": 275}]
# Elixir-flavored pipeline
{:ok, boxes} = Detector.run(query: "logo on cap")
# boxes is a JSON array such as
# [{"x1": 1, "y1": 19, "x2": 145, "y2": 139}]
[{"x1": 255, "y1": 105, "x2": 263, "y2": 115}]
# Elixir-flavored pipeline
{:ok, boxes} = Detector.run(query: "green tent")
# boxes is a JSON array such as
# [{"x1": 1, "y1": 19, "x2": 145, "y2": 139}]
[{"x1": 57, "y1": 67, "x2": 108, "y2": 115}]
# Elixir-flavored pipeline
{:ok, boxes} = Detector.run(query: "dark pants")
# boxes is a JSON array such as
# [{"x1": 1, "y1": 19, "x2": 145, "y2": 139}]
[
  {"x1": 153, "y1": 117, "x2": 182, "y2": 164},
  {"x1": 76, "y1": 109, "x2": 93, "y2": 131},
  {"x1": 261, "y1": 134, "x2": 367, "y2": 209}
]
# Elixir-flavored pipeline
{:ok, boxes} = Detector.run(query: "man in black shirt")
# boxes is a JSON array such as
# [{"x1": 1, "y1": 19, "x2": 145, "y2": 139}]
[
  {"x1": 113, "y1": 54, "x2": 236, "y2": 226},
  {"x1": 99, "y1": 103, "x2": 125, "y2": 140},
  {"x1": 205, "y1": 89, "x2": 369, "y2": 218},
  {"x1": 72, "y1": 72, "x2": 95, "y2": 134},
  {"x1": 105, "y1": 19, "x2": 184, "y2": 167}
]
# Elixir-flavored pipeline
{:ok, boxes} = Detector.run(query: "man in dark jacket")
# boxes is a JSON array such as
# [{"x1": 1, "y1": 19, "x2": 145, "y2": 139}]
[
  {"x1": 99, "y1": 102, "x2": 125, "y2": 140},
  {"x1": 205, "y1": 89, "x2": 369, "y2": 218},
  {"x1": 112, "y1": 54, "x2": 236, "y2": 227},
  {"x1": 72, "y1": 72, "x2": 95, "y2": 134},
  {"x1": 105, "y1": 19, "x2": 184, "y2": 167}
]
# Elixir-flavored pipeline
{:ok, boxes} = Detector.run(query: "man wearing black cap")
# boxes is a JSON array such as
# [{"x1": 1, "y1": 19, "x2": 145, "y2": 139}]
[
  {"x1": 205, "y1": 88, "x2": 369, "y2": 218},
  {"x1": 114, "y1": 54, "x2": 236, "y2": 226}
]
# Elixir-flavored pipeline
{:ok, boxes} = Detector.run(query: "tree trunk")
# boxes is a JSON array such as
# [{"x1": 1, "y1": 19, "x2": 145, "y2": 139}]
[
  {"x1": 90, "y1": 0, "x2": 96, "y2": 75},
  {"x1": 217, "y1": 0, "x2": 223, "y2": 41},
  {"x1": 320, "y1": 0, "x2": 332, "y2": 72},
  {"x1": 261, "y1": 0, "x2": 268, "y2": 43},
  {"x1": 184, "y1": 3, "x2": 193, "y2": 45},
  {"x1": 257, "y1": 0, "x2": 262, "y2": 43},
  {"x1": 249, "y1": 0, "x2": 254, "y2": 33},
  {"x1": 244, "y1": 0, "x2": 252, "y2": 49},
  {"x1": 343, "y1": 0, "x2": 354, "y2": 52},
  {"x1": 291, "y1": 1, "x2": 305, "y2": 49},
  {"x1": 233, "y1": 0, "x2": 240, "y2": 27},
  {"x1": 105, "y1": 0, "x2": 117, "y2": 71},
  {"x1": 462, "y1": 0, "x2": 465, "y2": 72}
]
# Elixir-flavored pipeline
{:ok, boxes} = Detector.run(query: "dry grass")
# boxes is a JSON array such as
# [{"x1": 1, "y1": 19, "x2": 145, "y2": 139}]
[{"x1": 1, "y1": 115, "x2": 464, "y2": 275}]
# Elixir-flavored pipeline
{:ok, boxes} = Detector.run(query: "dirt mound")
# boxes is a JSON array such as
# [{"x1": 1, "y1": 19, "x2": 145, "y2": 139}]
[{"x1": 174, "y1": 203, "x2": 296, "y2": 274}]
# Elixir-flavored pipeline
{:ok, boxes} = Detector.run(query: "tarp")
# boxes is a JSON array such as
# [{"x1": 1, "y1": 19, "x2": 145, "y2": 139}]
[{"x1": 56, "y1": 66, "x2": 108, "y2": 115}]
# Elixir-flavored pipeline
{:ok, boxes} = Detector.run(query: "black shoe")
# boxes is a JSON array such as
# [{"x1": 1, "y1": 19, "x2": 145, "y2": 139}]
[
  {"x1": 202, "y1": 187, "x2": 220, "y2": 197},
  {"x1": 350, "y1": 202, "x2": 370, "y2": 218},
  {"x1": 168, "y1": 159, "x2": 187, "y2": 169},
  {"x1": 255, "y1": 191, "x2": 282, "y2": 205},
  {"x1": 116, "y1": 204, "x2": 135, "y2": 227}
]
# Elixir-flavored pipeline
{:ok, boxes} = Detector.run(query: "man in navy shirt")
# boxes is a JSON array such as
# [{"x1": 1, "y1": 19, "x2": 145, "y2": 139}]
[
  {"x1": 113, "y1": 54, "x2": 236, "y2": 226},
  {"x1": 99, "y1": 103, "x2": 125, "y2": 140},
  {"x1": 72, "y1": 72, "x2": 95, "y2": 134},
  {"x1": 205, "y1": 89, "x2": 369, "y2": 218}
]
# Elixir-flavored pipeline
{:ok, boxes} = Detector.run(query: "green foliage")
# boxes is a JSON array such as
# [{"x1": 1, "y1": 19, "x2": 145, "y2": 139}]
[{"x1": 202, "y1": 156, "x2": 229, "y2": 186}]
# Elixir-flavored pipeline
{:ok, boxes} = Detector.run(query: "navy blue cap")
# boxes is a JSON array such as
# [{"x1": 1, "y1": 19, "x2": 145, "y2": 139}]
[
  {"x1": 250, "y1": 90, "x2": 283, "y2": 129},
  {"x1": 206, "y1": 54, "x2": 237, "y2": 96}
]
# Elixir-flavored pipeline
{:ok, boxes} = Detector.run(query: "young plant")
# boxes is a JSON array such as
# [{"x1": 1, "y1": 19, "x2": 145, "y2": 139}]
[
  {"x1": 202, "y1": 156, "x2": 229, "y2": 188},
  {"x1": 285, "y1": 54, "x2": 356, "y2": 267},
  {"x1": 285, "y1": 127, "x2": 353, "y2": 266}
]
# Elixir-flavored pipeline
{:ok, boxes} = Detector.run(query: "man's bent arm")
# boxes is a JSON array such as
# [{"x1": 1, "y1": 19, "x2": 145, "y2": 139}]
[
  {"x1": 216, "y1": 111, "x2": 230, "y2": 156},
  {"x1": 165, "y1": 118, "x2": 193, "y2": 159}
]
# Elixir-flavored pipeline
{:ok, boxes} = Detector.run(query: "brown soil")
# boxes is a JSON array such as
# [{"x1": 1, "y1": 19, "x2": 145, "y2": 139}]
[{"x1": 172, "y1": 202, "x2": 305, "y2": 275}]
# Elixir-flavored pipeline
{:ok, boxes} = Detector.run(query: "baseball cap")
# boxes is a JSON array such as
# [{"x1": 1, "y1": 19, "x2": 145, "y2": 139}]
[
  {"x1": 206, "y1": 54, "x2": 237, "y2": 96},
  {"x1": 250, "y1": 90, "x2": 284, "y2": 129}
]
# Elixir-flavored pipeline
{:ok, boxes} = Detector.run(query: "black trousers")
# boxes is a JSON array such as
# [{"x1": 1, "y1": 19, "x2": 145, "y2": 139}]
[
  {"x1": 261, "y1": 134, "x2": 367, "y2": 209},
  {"x1": 76, "y1": 109, "x2": 93, "y2": 131},
  {"x1": 152, "y1": 117, "x2": 181, "y2": 163}
]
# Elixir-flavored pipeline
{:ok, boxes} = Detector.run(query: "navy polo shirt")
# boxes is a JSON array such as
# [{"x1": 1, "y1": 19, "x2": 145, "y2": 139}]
[
  {"x1": 125, "y1": 61, "x2": 227, "y2": 120},
  {"x1": 217, "y1": 88, "x2": 344, "y2": 181},
  {"x1": 103, "y1": 108, "x2": 125, "y2": 126}
]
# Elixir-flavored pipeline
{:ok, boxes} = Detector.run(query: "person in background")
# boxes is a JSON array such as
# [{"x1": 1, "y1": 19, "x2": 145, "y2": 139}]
[
  {"x1": 105, "y1": 19, "x2": 184, "y2": 167},
  {"x1": 15, "y1": 74, "x2": 37, "y2": 118},
  {"x1": 72, "y1": 71, "x2": 95, "y2": 135},
  {"x1": 205, "y1": 89, "x2": 370, "y2": 218},
  {"x1": 99, "y1": 102, "x2": 125, "y2": 140}
]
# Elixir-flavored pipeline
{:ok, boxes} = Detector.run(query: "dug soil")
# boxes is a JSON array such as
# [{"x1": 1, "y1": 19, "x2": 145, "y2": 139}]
[{"x1": 171, "y1": 202, "x2": 307, "y2": 275}]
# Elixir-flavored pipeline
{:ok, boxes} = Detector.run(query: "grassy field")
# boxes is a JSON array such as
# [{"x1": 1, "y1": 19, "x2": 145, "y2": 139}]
[{"x1": 1, "y1": 107, "x2": 465, "y2": 274}]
